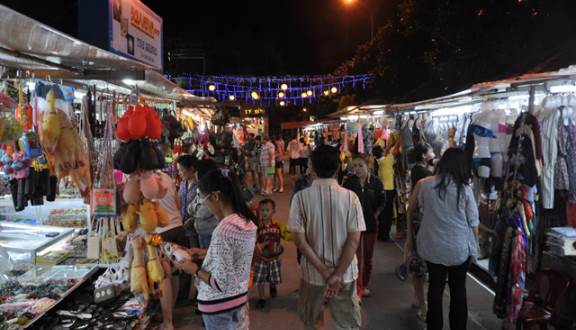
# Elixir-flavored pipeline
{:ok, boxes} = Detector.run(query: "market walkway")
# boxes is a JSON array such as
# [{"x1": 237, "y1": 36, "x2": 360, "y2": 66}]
[{"x1": 173, "y1": 177, "x2": 502, "y2": 330}]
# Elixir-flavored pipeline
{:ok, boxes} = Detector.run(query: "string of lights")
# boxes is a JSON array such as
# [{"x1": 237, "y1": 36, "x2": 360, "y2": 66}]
[{"x1": 179, "y1": 74, "x2": 371, "y2": 106}]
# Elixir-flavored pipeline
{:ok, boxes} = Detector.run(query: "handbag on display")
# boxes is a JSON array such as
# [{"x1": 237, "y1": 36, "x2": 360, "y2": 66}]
[
  {"x1": 101, "y1": 218, "x2": 120, "y2": 262},
  {"x1": 94, "y1": 262, "x2": 129, "y2": 303},
  {"x1": 86, "y1": 220, "x2": 101, "y2": 260}
]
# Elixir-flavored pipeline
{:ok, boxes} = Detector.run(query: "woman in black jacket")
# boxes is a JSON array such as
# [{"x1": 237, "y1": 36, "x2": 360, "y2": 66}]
[{"x1": 343, "y1": 155, "x2": 386, "y2": 299}]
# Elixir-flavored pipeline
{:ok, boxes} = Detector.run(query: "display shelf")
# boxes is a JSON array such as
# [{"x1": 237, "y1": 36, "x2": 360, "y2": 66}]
[
  {"x1": 21, "y1": 265, "x2": 98, "y2": 329},
  {"x1": 0, "y1": 222, "x2": 74, "y2": 254},
  {"x1": 0, "y1": 197, "x2": 88, "y2": 227}
]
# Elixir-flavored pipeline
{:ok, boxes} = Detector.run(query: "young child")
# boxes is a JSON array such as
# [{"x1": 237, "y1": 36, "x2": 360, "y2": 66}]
[{"x1": 254, "y1": 198, "x2": 292, "y2": 309}]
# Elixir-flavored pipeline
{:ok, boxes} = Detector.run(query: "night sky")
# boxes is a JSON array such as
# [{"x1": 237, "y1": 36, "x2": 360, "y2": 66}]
[{"x1": 0, "y1": 0, "x2": 396, "y2": 75}]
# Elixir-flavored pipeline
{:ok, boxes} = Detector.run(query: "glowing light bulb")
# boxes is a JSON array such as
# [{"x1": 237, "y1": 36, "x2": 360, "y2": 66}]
[
  {"x1": 302, "y1": 108, "x2": 308, "y2": 112},
  {"x1": 331, "y1": 86, "x2": 338, "y2": 94},
  {"x1": 251, "y1": 91, "x2": 260, "y2": 100},
  {"x1": 228, "y1": 95, "x2": 236, "y2": 101},
  {"x1": 280, "y1": 101, "x2": 286, "y2": 106},
  {"x1": 278, "y1": 92, "x2": 285, "y2": 98},
  {"x1": 280, "y1": 83, "x2": 288, "y2": 90},
  {"x1": 208, "y1": 84, "x2": 216, "y2": 91},
  {"x1": 301, "y1": 92, "x2": 308, "y2": 98},
  {"x1": 323, "y1": 90, "x2": 330, "y2": 96},
  {"x1": 306, "y1": 90, "x2": 313, "y2": 96}
]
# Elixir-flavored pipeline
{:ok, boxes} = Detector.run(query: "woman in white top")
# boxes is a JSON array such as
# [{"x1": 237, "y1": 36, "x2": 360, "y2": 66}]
[
  {"x1": 287, "y1": 136, "x2": 302, "y2": 175},
  {"x1": 298, "y1": 137, "x2": 311, "y2": 175},
  {"x1": 175, "y1": 170, "x2": 257, "y2": 330}
]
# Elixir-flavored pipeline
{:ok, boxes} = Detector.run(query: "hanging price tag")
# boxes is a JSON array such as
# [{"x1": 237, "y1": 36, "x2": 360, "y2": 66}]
[{"x1": 92, "y1": 189, "x2": 117, "y2": 217}]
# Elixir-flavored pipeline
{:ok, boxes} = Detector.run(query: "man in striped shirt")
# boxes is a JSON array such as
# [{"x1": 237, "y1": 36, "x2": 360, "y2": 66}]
[{"x1": 288, "y1": 145, "x2": 366, "y2": 330}]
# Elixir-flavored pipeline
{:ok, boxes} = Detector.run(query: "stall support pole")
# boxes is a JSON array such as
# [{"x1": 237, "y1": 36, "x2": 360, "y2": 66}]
[{"x1": 528, "y1": 86, "x2": 536, "y2": 113}]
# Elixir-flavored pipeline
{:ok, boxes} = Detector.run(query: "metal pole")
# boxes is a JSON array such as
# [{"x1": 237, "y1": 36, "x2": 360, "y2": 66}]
[{"x1": 370, "y1": 13, "x2": 374, "y2": 40}]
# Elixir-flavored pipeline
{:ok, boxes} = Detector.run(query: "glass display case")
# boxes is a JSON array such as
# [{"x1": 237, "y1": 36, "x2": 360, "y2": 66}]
[
  {"x1": 0, "y1": 222, "x2": 75, "y2": 272},
  {"x1": 0, "y1": 197, "x2": 89, "y2": 228},
  {"x1": 0, "y1": 265, "x2": 98, "y2": 329}
]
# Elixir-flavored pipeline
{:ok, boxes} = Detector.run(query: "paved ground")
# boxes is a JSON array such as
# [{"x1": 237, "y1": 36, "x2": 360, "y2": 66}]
[{"x1": 173, "y1": 176, "x2": 502, "y2": 329}]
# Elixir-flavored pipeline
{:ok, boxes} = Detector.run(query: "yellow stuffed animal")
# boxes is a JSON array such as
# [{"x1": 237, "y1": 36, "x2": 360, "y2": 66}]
[
  {"x1": 130, "y1": 237, "x2": 150, "y2": 300},
  {"x1": 121, "y1": 204, "x2": 138, "y2": 232},
  {"x1": 155, "y1": 202, "x2": 169, "y2": 228},
  {"x1": 41, "y1": 91, "x2": 61, "y2": 154},
  {"x1": 138, "y1": 200, "x2": 158, "y2": 233},
  {"x1": 145, "y1": 238, "x2": 165, "y2": 289}
]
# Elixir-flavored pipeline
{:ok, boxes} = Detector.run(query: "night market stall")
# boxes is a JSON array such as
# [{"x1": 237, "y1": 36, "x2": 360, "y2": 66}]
[
  {"x1": 0, "y1": 4, "x2": 214, "y2": 329},
  {"x1": 336, "y1": 67, "x2": 576, "y2": 329}
]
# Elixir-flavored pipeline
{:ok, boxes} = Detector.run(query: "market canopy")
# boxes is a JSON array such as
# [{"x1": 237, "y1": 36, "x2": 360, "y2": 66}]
[
  {"x1": 0, "y1": 4, "x2": 214, "y2": 104},
  {"x1": 331, "y1": 64, "x2": 576, "y2": 117}
]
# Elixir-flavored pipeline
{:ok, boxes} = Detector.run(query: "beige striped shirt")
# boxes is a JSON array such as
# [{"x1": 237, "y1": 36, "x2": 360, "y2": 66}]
[{"x1": 288, "y1": 178, "x2": 366, "y2": 285}]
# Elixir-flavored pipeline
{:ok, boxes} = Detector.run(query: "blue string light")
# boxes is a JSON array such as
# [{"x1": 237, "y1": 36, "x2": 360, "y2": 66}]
[{"x1": 179, "y1": 74, "x2": 371, "y2": 106}]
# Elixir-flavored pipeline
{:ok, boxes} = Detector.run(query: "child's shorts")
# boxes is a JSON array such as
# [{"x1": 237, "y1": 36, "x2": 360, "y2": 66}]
[{"x1": 253, "y1": 259, "x2": 282, "y2": 284}]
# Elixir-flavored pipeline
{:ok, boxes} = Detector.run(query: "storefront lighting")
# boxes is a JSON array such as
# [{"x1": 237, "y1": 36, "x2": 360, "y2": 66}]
[
  {"x1": 228, "y1": 95, "x2": 236, "y2": 101},
  {"x1": 340, "y1": 115, "x2": 358, "y2": 121},
  {"x1": 251, "y1": 91, "x2": 260, "y2": 100},
  {"x1": 281, "y1": 83, "x2": 288, "y2": 90},
  {"x1": 123, "y1": 79, "x2": 137, "y2": 86},
  {"x1": 550, "y1": 84, "x2": 576, "y2": 93},
  {"x1": 280, "y1": 100, "x2": 286, "y2": 106},
  {"x1": 323, "y1": 90, "x2": 330, "y2": 96},
  {"x1": 306, "y1": 90, "x2": 313, "y2": 96},
  {"x1": 331, "y1": 87, "x2": 338, "y2": 94},
  {"x1": 431, "y1": 105, "x2": 473, "y2": 117},
  {"x1": 508, "y1": 94, "x2": 528, "y2": 100},
  {"x1": 26, "y1": 81, "x2": 36, "y2": 92},
  {"x1": 208, "y1": 84, "x2": 216, "y2": 91},
  {"x1": 74, "y1": 90, "x2": 87, "y2": 99},
  {"x1": 301, "y1": 92, "x2": 308, "y2": 98},
  {"x1": 278, "y1": 92, "x2": 285, "y2": 98}
]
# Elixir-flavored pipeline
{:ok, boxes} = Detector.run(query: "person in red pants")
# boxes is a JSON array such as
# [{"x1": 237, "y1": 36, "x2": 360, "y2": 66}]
[{"x1": 343, "y1": 155, "x2": 386, "y2": 298}]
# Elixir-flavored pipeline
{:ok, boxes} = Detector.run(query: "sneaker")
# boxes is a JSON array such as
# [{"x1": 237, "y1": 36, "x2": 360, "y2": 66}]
[
  {"x1": 270, "y1": 285, "x2": 277, "y2": 298},
  {"x1": 361, "y1": 288, "x2": 372, "y2": 297},
  {"x1": 256, "y1": 299, "x2": 266, "y2": 309}
]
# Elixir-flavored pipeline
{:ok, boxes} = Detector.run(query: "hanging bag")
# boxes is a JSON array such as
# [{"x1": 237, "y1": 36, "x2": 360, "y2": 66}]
[
  {"x1": 101, "y1": 218, "x2": 120, "y2": 262},
  {"x1": 86, "y1": 219, "x2": 101, "y2": 260},
  {"x1": 92, "y1": 103, "x2": 117, "y2": 217}
]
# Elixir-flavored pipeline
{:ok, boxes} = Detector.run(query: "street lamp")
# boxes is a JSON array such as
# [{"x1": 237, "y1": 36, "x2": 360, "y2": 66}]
[{"x1": 341, "y1": 0, "x2": 374, "y2": 40}]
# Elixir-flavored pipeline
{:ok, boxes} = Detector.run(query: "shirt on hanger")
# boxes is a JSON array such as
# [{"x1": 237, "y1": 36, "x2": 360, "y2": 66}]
[{"x1": 377, "y1": 155, "x2": 395, "y2": 190}]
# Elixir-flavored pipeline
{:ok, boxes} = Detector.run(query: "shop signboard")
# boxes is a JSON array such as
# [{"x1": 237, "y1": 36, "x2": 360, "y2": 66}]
[
  {"x1": 109, "y1": 0, "x2": 163, "y2": 70},
  {"x1": 243, "y1": 108, "x2": 266, "y2": 118}
]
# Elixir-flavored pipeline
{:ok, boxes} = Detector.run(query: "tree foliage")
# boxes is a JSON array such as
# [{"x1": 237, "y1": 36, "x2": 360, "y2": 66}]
[{"x1": 336, "y1": 0, "x2": 576, "y2": 103}]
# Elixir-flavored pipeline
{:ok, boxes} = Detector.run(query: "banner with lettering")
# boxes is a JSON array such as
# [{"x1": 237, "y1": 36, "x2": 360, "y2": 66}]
[{"x1": 109, "y1": 0, "x2": 163, "y2": 70}]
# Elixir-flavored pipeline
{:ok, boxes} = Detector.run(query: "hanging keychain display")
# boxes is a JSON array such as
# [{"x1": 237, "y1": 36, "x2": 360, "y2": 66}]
[{"x1": 92, "y1": 101, "x2": 117, "y2": 217}]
